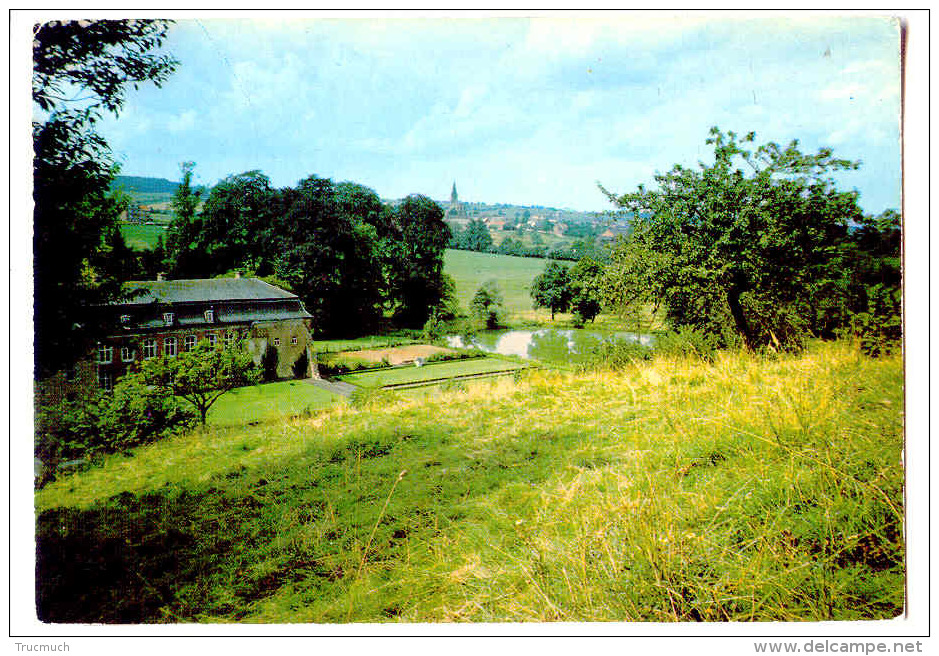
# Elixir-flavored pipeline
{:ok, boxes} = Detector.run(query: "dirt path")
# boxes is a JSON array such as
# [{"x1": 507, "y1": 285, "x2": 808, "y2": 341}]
[{"x1": 332, "y1": 344, "x2": 454, "y2": 365}]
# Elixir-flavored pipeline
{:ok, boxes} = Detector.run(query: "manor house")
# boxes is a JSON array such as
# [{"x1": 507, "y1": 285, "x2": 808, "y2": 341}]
[{"x1": 42, "y1": 276, "x2": 315, "y2": 402}]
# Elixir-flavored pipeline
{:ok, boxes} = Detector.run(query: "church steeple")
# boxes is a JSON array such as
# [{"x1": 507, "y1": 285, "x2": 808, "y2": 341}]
[{"x1": 449, "y1": 181, "x2": 463, "y2": 217}]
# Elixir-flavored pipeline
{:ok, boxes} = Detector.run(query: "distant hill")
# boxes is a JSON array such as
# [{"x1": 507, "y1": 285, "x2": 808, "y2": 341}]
[{"x1": 111, "y1": 175, "x2": 179, "y2": 195}]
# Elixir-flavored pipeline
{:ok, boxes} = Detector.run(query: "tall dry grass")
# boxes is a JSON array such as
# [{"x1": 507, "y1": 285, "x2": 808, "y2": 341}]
[{"x1": 36, "y1": 340, "x2": 903, "y2": 622}]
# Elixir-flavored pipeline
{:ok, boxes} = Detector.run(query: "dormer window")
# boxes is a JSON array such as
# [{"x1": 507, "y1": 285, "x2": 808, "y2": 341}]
[
  {"x1": 204, "y1": 309, "x2": 214, "y2": 323},
  {"x1": 163, "y1": 312, "x2": 174, "y2": 326}
]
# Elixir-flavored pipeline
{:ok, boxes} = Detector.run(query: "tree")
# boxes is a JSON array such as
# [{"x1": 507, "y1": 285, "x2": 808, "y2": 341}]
[
  {"x1": 600, "y1": 127, "x2": 871, "y2": 350},
  {"x1": 33, "y1": 20, "x2": 177, "y2": 377},
  {"x1": 389, "y1": 194, "x2": 451, "y2": 326},
  {"x1": 471, "y1": 281, "x2": 505, "y2": 329},
  {"x1": 139, "y1": 339, "x2": 260, "y2": 425},
  {"x1": 195, "y1": 170, "x2": 278, "y2": 276},
  {"x1": 498, "y1": 236, "x2": 524, "y2": 256},
  {"x1": 461, "y1": 218, "x2": 494, "y2": 252},
  {"x1": 530, "y1": 261, "x2": 571, "y2": 320},
  {"x1": 166, "y1": 161, "x2": 203, "y2": 276},
  {"x1": 273, "y1": 176, "x2": 385, "y2": 336},
  {"x1": 569, "y1": 257, "x2": 605, "y2": 326},
  {"x1": 600, "y1": 240, "x2": 667, "y2": 334}
]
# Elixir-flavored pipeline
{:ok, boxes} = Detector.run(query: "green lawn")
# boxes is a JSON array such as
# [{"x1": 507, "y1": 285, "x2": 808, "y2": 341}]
[
  {"x1": 443, "y1": 249, "x2": 548, "y2": 318},
  {"x1": 206, "y1": 380, "x2": 343, "y2": 427},
  {"x1": 337, "y1": 357, "x2": 528, "y2": 388},
  {"x1": 120, "y1": 223, "x2": 168, "y2": 251}
]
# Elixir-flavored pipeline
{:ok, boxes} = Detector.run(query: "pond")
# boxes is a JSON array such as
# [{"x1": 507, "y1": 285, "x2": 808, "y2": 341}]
[{"x1": 444, "y1": 329, "x2": 653, "y2": 365}]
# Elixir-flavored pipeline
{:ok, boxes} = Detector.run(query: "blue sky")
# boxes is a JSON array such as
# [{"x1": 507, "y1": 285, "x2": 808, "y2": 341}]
[{"x1": 93, "y1": 13, "x2": 901, "y2": 213}]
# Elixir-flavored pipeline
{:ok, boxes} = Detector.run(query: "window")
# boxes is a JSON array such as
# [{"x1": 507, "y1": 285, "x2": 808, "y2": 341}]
[
  {"x1": 120, "y1": 346, "x2": 135, "y2": 362},
  {"x1": 164, "y1": 337, "x2": 178, "y2": 357},
  {"x1": 184, "y1": 335, "x2": 197, "y2": 352},
  {"x1": 163, "y1": 312, "x2": 174, "y2": 326},
  {"x1": 291, "y1": 336, "x2": 298, "y2": 345},
  {"x1": 120, "y1": 314, "x2": 131, "y2": 325},
  {"x1": 96, "y1": 344, "x2": 113, "y2": 364},
  {"x1": 206, "y1": 334, "x2": 217, "y2": 347},
  {"x1": 204, "y1": 309, "x2": 214, "y2": 323},
  {"x1": 143, "y1": 338, "x2": 157, "y2": 359},
  {"x1": 273, "y1": 337, "x2": 281, "y2": 346},
  {"x1": 97, "y1": 369, "x2": 113, "y2": 391},
  {"x1": 224, "y1": 332, "x2": 236, "y2": 348}
]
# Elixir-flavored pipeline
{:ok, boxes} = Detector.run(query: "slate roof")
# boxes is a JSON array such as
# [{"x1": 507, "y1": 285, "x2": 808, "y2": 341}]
[
  {"x1": 118, "y1": 278, "x2": 298, "y2": 306},
  {"x1": 108, "y1": 278, "x2": 312, "y2": 331}
]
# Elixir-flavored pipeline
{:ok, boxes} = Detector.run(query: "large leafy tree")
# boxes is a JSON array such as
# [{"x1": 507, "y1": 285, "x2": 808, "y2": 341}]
[
  {"x1": 33, "y1": 20, "x2": 177, "y2": 377},
  {"x1": 453, "y1": 218, "x2": 493, "y2": 252},
  {"x1": 194, "y1": 170, "x2": 278, "y2": 276},
  {"x1": 530, "y1": 261, "x2": 571, "y2": 320},
  {"x1": 568, "y1": 256, "x2": 605, "y2": 325},
  {"x1": 274, "y1": 176, "x2": 386, "y2": 336},
  {"x1": 601, "y1": 127, "x2": 870, "y2": 350},
  {"x1": 389, "y1": 194, "x2": 451, "y2": 326}
]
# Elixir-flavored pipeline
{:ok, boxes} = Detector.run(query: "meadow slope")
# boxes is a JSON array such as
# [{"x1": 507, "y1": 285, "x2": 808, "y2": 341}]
[{"x1": 35, "y1": 341, "x2": 904, "y2": 623}]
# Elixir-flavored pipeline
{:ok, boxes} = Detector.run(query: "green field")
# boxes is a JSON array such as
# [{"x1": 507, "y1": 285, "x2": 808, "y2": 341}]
[
  {"x1": 337, "y1": 357, "x2": 528, "y2": 388},
  {"x1": 443, "y1": 249, "x2": 548, "y2": 318},
  {"x1": 120, "y1": 223, "x2": 168, "y2": 251},
  {"x1": 206, "y1": 380, "x2": 343, "y2": 427},
  {"x1": 36, "y1": 341, "x2": 903, "y2": 622}
]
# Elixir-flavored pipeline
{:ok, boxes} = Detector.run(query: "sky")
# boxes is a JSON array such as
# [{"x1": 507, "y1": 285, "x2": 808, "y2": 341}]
[
  {"x1": 85, "y1": 12, "x2": 903, "y2": 214},
  {"x1": 75, "y1": 13, "x2": 904, "y2": 213}
]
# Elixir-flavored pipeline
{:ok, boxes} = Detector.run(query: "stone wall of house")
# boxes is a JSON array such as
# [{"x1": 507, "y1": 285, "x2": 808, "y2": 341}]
[
  {"x1": 248, "y1": 319, "x2": 314, "y2": 379},
  {"x1": 37, "y1": 317, "x2": 316, "y2": 406}
]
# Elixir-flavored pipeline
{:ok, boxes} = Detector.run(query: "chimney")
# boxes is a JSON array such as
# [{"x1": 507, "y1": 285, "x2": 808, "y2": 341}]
[{"x1": 157, "y1": 272, "x2": 166, "y2": 281}]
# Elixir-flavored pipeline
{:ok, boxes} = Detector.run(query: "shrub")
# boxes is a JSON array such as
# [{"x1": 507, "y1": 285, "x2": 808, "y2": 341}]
[
  {"x1": 261, "y1": 343, "x2": 279, "y2": 382},
  {"x1": 422, "y1": 308, "x2": 444, "y2": 341},
  {"x1": 653, "y1": 327, "x2": 727, "y2": 361},
  {"x1": 35, "y1": 393, "x2": 105, "y2": 468},
  {"x1": 855, "y1": 284, "x2": 902, "y2": 357},
  {"x1": 99, "y1": 374, "x2": 196, "y2": 452},
  {"x1": 35, "y1": 375, "x2": 195, "y2": 480},
  {"x1": 293, "y1": 350, "x2": 309, "y2": 379},
  {"x1": 471, "y1": 281, "x2": 505, "y2": 330}
]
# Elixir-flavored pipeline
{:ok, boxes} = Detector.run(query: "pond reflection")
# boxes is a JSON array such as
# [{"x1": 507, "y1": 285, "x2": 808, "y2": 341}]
[{"x1": 445, "y1": 329, "x2": 652, "y2": 364}]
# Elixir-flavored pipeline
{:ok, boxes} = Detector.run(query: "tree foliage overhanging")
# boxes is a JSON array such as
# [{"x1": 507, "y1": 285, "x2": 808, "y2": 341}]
[
  {"x1": 33, "y1": 20, "x2": 178, "y2": 378},
  {"x1": 599, "y1": 127, "x2": 901, "y2": 352}
]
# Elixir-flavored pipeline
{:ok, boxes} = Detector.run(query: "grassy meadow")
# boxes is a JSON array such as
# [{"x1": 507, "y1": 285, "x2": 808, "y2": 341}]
[
  {"x1": 444, "y1": 249, "x2": 548, "y2": 320},
  {"x1": 35, "y1": 340, "x2": 904, "y2": 623},
  {"x1": 120, "y1": 223, "x2": 169, "y2": 251}
]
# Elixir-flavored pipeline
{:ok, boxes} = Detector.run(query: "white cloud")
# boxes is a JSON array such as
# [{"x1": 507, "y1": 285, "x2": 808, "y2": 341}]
[
  {"x1": 454, "y1": 84, "x2": 488, "y2": 119},
  {"x1": 820, "y1": 83, "x2": 865, "y2": 101},
  {"x1": 167, "y1": 109, "x2": 197, "y2": 133}
]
